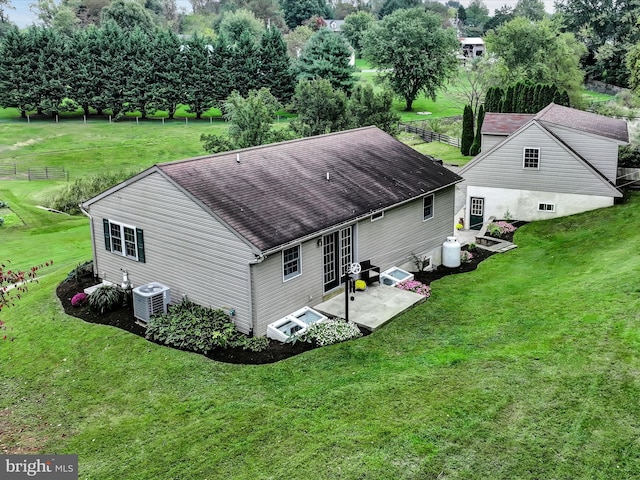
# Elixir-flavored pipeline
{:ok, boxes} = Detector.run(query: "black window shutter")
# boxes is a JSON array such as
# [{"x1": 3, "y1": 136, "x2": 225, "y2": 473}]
[
  {"x1": 103, "y1": 219, "x2": 111, "y2": 251},
  {"x1": 136, "y1": 228, "x2": 145, "y2": 263}
]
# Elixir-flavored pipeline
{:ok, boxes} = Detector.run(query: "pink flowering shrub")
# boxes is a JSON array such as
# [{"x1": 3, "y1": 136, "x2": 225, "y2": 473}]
[
  {"x1": 461, "y1": 251, "x2": 474, "y2": 263},
  {"x1": 396, "y1": 279, "x2": 431, "y2": 297},
  {"x1": 487, "y1": 221, "x2": 517, "y2": 238},
  {"x1": 71, "y1": 292, "x2": 88, "y2": 307}
]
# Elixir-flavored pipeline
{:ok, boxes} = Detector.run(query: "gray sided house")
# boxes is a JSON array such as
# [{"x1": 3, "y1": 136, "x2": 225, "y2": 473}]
[
  {"x1": 456, "y1": 103, "x2": 628, "y2": 228},
  {"x1": 82, "y1": 127, "x2": 462, "y2": 336}
]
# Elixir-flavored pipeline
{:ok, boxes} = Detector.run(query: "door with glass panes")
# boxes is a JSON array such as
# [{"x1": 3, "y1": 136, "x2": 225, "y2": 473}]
[{"x1": 322, "y1": 226, "x2": 353, "y2": 292}]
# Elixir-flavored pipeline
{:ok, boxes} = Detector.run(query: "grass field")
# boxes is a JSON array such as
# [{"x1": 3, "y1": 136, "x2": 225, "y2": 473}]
[{"x1": 1, "y1": 106, "x2": 640, "y2": 478}]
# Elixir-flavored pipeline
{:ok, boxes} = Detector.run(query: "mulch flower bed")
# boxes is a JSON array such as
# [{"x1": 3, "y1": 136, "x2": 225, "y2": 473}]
[{"x1": 56, "y1": 241, "x2": 504, "y2": 364}]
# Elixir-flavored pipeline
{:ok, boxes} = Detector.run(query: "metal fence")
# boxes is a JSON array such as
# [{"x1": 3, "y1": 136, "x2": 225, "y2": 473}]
[{"x1": 400, "y1": 122, "x2": 461, "y2": 148}]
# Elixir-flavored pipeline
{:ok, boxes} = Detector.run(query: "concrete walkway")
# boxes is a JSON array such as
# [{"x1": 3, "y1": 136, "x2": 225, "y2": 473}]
[{"x1": 314, "y1": 284, "x2": 426, "y2": 332}]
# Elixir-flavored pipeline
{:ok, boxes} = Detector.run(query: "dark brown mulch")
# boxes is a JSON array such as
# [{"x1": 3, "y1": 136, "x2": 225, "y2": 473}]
[
  {"x1": 56, "y1": 236, "x2": 510, "y2": 364},
  {"x1": 56, "y1": 274, "x2": 319, "y2": 365},
  {"x1": 413, "y1": 246, "x2": 496, "y2": 285}
]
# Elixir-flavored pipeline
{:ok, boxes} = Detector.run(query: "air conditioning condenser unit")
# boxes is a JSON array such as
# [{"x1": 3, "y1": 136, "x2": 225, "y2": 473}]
[{"x1": 133, "y1": 282, "x2": 171, "y2": 323}]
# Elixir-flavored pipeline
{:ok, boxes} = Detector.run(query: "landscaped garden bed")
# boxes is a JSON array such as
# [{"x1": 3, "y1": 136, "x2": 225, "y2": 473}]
[{"x1": 57, "y1": 245, "x2": 500, "y2": 365}]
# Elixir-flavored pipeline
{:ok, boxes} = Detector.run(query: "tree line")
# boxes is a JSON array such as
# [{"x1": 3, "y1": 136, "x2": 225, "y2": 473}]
[{"x1": 0, "y1": 22, "x2": 295, "y2": 119}]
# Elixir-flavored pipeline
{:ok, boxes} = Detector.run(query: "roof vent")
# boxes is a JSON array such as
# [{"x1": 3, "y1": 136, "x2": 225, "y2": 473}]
[
  {"x1": 326, "y1": 172, "x2": 330, "y2": 181},
  {"x1": 236, "y1": 153, "x2": 240, "y2": 163}
]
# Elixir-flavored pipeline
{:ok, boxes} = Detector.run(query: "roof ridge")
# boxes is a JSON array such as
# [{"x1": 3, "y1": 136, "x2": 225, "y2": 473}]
[{"x1": 157, "y1": 126, "x2": 379, "y2": 168}]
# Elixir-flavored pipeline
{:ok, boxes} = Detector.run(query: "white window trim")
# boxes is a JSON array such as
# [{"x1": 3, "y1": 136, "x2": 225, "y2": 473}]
[
  {"x1": 371, "y1": 211, "x2": 384, "y2": 222},
  {"x1": 538, "y1": 203, "x2": 555, "y2": 212},
  {"x1": 282, "y1": 244, "x2": 302, "y2": 282},
  {"x1": 108, "y1": 220, "x2": 139, "y2": 261},
  {"x1": 423, "y1": 194, "x2": 434, "y2": 221},
  {"x1": 523, "y1": 147, "x2": 540, "y2": 169}
]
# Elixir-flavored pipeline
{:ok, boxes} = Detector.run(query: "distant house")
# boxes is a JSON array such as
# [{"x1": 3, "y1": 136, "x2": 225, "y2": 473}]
[
  {"x1": 82, "y1": 127, "x2": 462, "y2": 336},
  {"x1": 456, "y1": 103, "x2": 629, "y2": 228},
  {"x1": 459, "y1": 37, "x2": 485, "y2": 58},
  {"x1": 324, "y1": 19, "x2": 345, "y2": 32}
]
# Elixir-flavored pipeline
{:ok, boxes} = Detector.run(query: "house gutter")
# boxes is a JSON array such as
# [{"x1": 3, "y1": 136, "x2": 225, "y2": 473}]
[
  {"x1": 257, "y1": 179, "x2": 463, "y2": 258},
  {"x1": 79, "y1": 203, "x2": 99, "y2": 277}
]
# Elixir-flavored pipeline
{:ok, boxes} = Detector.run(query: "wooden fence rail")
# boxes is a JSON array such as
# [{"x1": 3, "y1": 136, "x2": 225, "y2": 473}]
[
  {"x1": 400, "y1": 123, "x2": 461, "y2": 148},
  {"x1": 0, "y1": 163, "x2": 17, "y2": 176},
  {"x1": 27, "y1": 166, "x2": 68, "y2": 181}
]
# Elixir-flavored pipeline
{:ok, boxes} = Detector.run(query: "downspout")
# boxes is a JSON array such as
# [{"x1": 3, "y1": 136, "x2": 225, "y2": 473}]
[
  {"x1": 79, "y1": 204, "x2": 99, "y2": 279},
  {"x1": 248, "y1": 253, "x2": 266, "y2": 336}
]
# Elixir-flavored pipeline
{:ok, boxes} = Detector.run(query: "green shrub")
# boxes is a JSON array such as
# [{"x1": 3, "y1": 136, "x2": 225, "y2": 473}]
[
  {"x1": 293, "y1": 319, "x2": 362, "y2": 346},
  {"x1": 88, "y1": 285, "x2": 125, "y2": 314},
  {"x1": 64, "y1": 260, "x2": 94, "y2": 284},
  {"x1": 231, "y1": 335, "x2": 270, "y2": 352},
  {"x1": 0, "y1": 217, "x2": 4, "y2": 227},
  {"x1": 145, "y1": 301, "x2": 238, "y2": 353},
  {"x1": 49, "y1": 170, "x2": 140, "y2": 215},
  {"x1": 486, "y1": 223, "x2": 502, "y2": 237}
]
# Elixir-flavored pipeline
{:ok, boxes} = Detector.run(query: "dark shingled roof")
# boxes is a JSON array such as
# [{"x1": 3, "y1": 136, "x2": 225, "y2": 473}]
[
  {"x1": 158, "y1": 127, "x2": 462, "y2": 252},
  {"x1": 534, "y1": 103, "x2": 628, "y2": 143},
  {"x1": 482, "y1": 104, "x2": 629, "y2": 143},
  {"x1": 482, "y1": 113, "x2": 535, "y2": 135}
]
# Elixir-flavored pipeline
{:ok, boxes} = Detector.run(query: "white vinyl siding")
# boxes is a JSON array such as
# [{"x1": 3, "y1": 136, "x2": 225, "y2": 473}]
[
  {"x1": 542, "y1": 123, "x2": 621, "y2": 182},
  {"x1": 359, "y1": 188, "x2": 454, "y2": 271},
  {"x1": 461, "y1": 122, "x2": 620, "y2": 198},
  {"x1": 89, "y1": 171, "x2": 255, "y2": 334}
]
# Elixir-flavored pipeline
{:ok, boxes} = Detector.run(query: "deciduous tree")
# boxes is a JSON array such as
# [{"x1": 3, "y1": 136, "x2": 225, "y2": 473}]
[
  {"x1": 363, "y1": 8, "x2": 459, "y2": 111},
  {"x1": 341, "y1": 11, "x2": 375, "y2": 56},
  {"x1": 289, "y1": 78, "x2": 350, "y2": 137},
  {"x1": 484, "y1": 17, "x2": 586, "y2": 104},
  {"x1": 347, "y1": 84, "x2": 399, "y2": 135},
  {"x1": 280, "y1": 0, "x2": 330, "y2": 29}
]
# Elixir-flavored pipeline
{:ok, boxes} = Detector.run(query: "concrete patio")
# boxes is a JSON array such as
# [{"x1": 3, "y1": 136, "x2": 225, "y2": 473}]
[{"x1": 314, "y1": 283, "x2": 426, "y2": 332}]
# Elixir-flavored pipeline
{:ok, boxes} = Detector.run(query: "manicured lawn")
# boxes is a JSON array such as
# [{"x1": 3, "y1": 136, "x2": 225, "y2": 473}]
[
  {"x1": 0, "y1": 118, "x2": 227, "y2": 180},
  {"x1": 2, "y1": 124, "x2": 640, "y2": 480}
]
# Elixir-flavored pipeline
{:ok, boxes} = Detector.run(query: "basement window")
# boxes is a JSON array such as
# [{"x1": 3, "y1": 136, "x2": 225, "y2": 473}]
[{"x1": 538, "y1": 203, "x2": 555, "y2": 212}]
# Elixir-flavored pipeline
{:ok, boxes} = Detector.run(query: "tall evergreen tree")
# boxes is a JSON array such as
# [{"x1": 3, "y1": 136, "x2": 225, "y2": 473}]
[
  {"x1": 469, "y1": 104, "x2": 484, "y2": 156},
  {"x1": 124, "y1": 27, "x2": 155, "y2": 118},
  {"x1": 297, "y1": 28, "x2": 355, "y2": 93},
  {"x1": 553, "y1": 89, "x2": 570, "y2": 107},
  {"x1": 96, "y1": 21, "x2": 129, "y2": 117},
  {"x1": 502, "y1": 85, "x2": 516, "y2": 113},
  {"x1": 33, "y1": 27, "x2": 71, "y2": 116},
  {"x1": 461, "y1": 104, "x2": 474, "y2": 156},
  {"x1": 152, "y1": 28, "x2": 183, "y2": 119},
  {"x1": 69, "y1": 26, "x2": 105, "y2": 116},
  {"x1": 0, "y1": 27, "x2": 36, "y2": 116},
  {"x1": 484, "y1": 86, "x2": 502, "y2": 112},
  {"x1": 257, "y1": 27, "x2": 295, "y2": 103},
  {"x1": 181, "y1": 33, "x2": 220, "y2": 119},
  {"x1": 224, "y1": 30, "x2": 260, "y2": 98}
]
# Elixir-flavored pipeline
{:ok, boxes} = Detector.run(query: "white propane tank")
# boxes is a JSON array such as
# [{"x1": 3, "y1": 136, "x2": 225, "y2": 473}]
[{"x1": 442, "y1": 236, "x2": 461, "y2": 268}]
